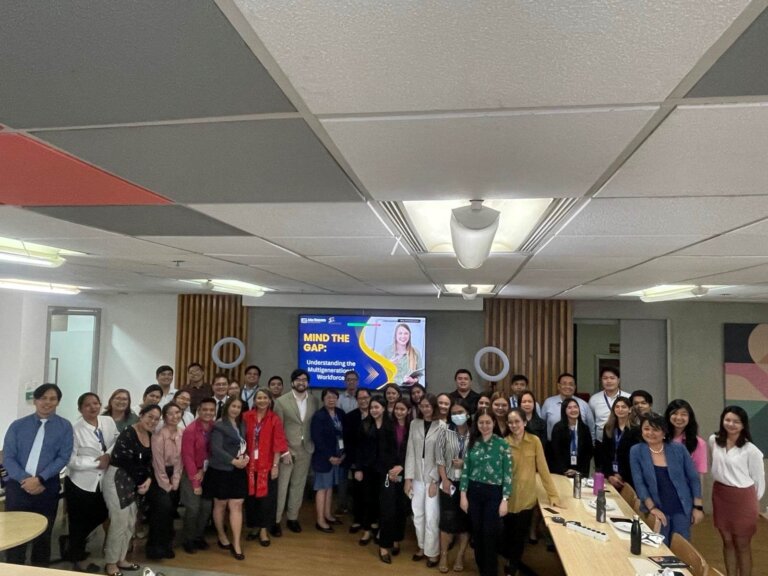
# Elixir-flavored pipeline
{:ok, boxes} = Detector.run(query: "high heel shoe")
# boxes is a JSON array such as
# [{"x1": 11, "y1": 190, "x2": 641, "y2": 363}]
[
  {"x1": 217, "y1": 539, "x2": 232, "y2": 550},
  {"x1": 230, "y1": 548, "x2": 245, "y2": 561},
  {"x1": 379, "y1": 549, "x2": 392, "y2": 564},
  {"x1": 359, "y1": 532, "x2": 372, "y2": 546},
  {"x1": 315, "y1": 522, "x2": 334, "y2": 533}
]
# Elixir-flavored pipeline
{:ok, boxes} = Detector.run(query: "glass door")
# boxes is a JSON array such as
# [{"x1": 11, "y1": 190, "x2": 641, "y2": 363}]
[{"x1": 45, "y1": 307, "x2": 101, "y2": 423}]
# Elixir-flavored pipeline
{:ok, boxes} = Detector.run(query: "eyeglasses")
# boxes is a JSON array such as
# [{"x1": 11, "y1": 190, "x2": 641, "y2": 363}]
[{"x1": 294, "y1": 377, "x2": 309, "y2": 383}]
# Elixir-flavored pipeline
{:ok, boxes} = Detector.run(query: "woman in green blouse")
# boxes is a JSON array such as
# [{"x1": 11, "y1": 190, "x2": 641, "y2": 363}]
[{"x1": 460, "y1": 408, "x2": 512, "y2": 576}]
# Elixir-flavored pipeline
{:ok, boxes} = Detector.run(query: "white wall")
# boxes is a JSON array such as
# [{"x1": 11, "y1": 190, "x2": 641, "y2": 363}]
[{"x1": 0, "y1": 292, "x2": 177, "y2": 444}]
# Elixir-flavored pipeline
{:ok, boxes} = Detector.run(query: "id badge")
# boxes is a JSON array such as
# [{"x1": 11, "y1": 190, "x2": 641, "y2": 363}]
[
  {"x1": 612, "y1": 462, "x2": 619, "y2": 473},
  {"x1": 253, "y1": 448, "x2": 259, "y2": 461},
  {"x1": 203, "y1": 459, "x2": 209, "y2": 471},
  {"x1": 570, "y1": 454, "x2": 577, "y2": 466},
  {"x1": 338, "y1": 438, "x2": 345, "y2": 450}
]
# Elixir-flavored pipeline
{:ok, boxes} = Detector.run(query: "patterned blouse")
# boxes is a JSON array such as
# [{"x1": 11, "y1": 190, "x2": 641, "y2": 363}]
[
  {"x1": 460, "y1": 434, "x2": 513, "y2": 498},
  {"x1": 110, "y1": 425, "x2": 152, "y2": 509}
]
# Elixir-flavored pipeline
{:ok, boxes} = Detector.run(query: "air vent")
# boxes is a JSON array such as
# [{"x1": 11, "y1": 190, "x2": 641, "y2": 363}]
[
  {"x1": 518, "y1": 198, "x2": 579, "y2": 253},
  {"x1": 379, "y1": 201, "x2": 428, "y2": 253}
]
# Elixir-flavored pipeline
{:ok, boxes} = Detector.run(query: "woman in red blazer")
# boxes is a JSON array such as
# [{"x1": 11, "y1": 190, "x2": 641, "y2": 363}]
[{"x1": 243, "y1": 389, "x2": 288, "y2": 546}]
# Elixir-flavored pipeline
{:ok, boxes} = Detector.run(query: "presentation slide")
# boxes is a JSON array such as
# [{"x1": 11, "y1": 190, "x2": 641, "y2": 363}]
[{"x1": 298, "y1": 315, "x2": 427, "y2": 390}]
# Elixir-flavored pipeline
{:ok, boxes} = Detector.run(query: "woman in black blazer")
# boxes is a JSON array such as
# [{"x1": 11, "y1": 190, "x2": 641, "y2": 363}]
[
  {"x1": 204, "y1": 397, "x2": 249, "y2": 560},
  {"x1": 310, "y1": 389, "x2": 346, "y2": 532},
  {"x1": 549, "y1": 398, "x2": 593, "y2": 478}
]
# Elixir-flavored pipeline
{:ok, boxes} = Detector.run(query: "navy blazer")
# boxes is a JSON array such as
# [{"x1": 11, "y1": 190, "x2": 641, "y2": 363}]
[
  {"x1": 630, "y1": 441, "x2": 701, "y2": 516},
  {"x1": 310, "y1": 408, "x2": 346, "y2": 473}
]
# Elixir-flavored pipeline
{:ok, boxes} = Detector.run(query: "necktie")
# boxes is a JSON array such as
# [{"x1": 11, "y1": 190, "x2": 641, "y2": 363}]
[
  {"x1": 216, "y1": 400, "x2": 223, "y2": 420},
  {"x1": 25, "y1": 419, "x2": 48, "y2": 476}
]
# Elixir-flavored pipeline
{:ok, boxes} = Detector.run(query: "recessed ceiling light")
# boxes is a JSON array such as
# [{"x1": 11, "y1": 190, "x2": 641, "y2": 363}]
[
  {"x1": 0, "y1": 278, "x2": 81, "y2": 295},
  {"x1": 622, "y1": 284, "x2": 729, "y2": 303},
  {"x1": 403, "y1": 199, "x2": 552, "y2": 254},
  {"x1": 444, "y1": 284, "x2": 495, "y2": 295},
  {"x1": 0, "y1": 237, "x2": 83, "y2": 268},
  {"x1": 182, "y1": 278, "x2": 274, "y2": 298}
]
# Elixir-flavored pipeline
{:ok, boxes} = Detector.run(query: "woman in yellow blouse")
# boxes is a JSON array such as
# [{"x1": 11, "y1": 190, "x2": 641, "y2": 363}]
[{"x1": 504, "y1": 408, "x2": 559, "y2": 576}]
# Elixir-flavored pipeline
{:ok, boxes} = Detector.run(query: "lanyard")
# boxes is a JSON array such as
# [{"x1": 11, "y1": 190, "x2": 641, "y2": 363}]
[
  {"x1": 241, "y1": 387, "x2": 256, "y2": 407},
  {"x1": 570, "y1": 427, "x2": 578, "y2": 456},
  {"x1": 94, "y1": 427, "x2": 107, "y2": 452}
]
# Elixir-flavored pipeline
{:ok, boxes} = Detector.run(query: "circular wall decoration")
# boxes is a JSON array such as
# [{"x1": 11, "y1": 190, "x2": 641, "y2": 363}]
[
  {"x1": 212, "y1": 337, "x2": 246, "y2": 370},
  {"x1": 473, "y1": 346, "x2": 510, "y2": 382}
]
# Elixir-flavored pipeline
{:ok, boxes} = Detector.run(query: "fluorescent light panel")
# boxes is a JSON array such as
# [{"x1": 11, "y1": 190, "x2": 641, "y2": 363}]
[
  {"x1": 0, "y1": 278, "x2": 81, "y2": 295},
  {"x1": 182, "y1": 279, "x2": 274, "y2": 297},
  {"x1": 444, "y1": 284, "x2": 495, "y2": 295},
  {"x1": 0, "y1": 236, "x2": 83, "y2": 268},
  {"x1": 622, "y1": 284, "x2": 729, "y2": 303},
  {"x1": 403, "y1": 199, "x2": 552, "y2": 253}
]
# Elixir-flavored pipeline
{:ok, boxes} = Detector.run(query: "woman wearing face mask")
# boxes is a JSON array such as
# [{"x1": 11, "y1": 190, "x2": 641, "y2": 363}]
[
  {"x1": 435, "y1": 401, "x2": 471, "y2": 573},
  {"x1": 404, "y1": 394, "x2": 446, "y2": 567},
  {"x1": 504, "y1": 408, "x2": 559, "y2": 576}
]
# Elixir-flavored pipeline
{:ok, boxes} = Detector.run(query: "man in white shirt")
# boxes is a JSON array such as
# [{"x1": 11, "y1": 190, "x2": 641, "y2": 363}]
[
  {"x1": 541, "y1": 373, "x2": 595, "y2": 441},
  {"x1": 273, "y1": 369, "x2": 320, "y2": 535},
  {"x1": 211, "y1": 373, "x2": 230, "y2": 420},
  {"x1": 588, "y1": 367, "x2": 630, "y2": 469},
  {"x1": 337, "y1": 370, "x2": 359, "y2": 414},
  {"x1": 155, "y1": 365, "x2": 177, "y2": 407}
]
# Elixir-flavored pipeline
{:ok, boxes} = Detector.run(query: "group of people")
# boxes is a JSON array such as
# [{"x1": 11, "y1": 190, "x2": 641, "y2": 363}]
[{"x1": 1, "y1": 363, "x2": 764, "y2": 576}]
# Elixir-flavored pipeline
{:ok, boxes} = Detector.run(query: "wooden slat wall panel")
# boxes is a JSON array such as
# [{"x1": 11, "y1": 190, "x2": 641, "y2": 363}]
[
  {"x1": 175, "y1": 294, "x2": 249, "y2": 387},
  {"x1": 483, "y1": 298, "x2": 573, "y2": 403}
]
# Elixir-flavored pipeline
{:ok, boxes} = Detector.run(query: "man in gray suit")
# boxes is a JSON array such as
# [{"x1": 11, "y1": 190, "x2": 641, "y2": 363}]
[{"x1": 272, "y1": 368, "x2": 320, "y2": 535}]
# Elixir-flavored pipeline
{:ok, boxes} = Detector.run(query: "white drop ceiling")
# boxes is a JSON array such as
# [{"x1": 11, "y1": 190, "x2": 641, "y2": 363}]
[{"x1": 1, "y1": 1, "x2": 768, "y2": 302}]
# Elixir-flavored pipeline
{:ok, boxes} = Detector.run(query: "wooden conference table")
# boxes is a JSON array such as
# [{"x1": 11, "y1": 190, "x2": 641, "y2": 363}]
[
  {"x1": 538, "y1": 474, "x2": 692, "y2": 575},
  {"x1": 0, "y1": 511, "x2": 47, "y2": 551}
]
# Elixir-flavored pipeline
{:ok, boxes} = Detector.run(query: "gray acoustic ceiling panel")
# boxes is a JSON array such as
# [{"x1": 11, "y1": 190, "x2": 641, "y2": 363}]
[
  {"x1": 0, "y1": 1, "x2": 294, "y2": 129},
  {"x1": 27, "y1": 205, "x2": 251, "y2": 237},
  {"x1": 686, "y1": 7, "x2": 768, "y2": 98},
  {"x1": 36, "y1": 120, "x2": 361, "y2": 203}
]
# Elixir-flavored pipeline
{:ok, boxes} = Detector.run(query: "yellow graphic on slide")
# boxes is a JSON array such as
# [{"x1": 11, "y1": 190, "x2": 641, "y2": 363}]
[{"x1": 358, "y1": 328, "x2": 396, "y2": 385}]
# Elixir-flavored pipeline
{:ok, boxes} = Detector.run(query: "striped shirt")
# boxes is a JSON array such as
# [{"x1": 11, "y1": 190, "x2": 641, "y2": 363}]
[{"x1": 436, "y1": 426, "x2": 470, "y2": 481}]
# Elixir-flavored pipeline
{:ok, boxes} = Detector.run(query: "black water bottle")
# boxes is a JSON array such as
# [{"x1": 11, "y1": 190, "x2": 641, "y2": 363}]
[
  {"x1": 630, "y1": 514, "x2": 642, "y2": 555},
  {"x1": 595, "y1": 489, "x2": 607, "y2": 523}
]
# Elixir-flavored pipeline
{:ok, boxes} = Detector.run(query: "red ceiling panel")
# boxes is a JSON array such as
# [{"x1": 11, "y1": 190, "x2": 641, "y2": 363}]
[{"x1": 0, "y1": 133, "x2": 171, "y2": 206}]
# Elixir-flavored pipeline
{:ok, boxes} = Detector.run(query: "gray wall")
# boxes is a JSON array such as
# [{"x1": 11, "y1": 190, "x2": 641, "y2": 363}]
[
  {"x1": 574, "y1": 299, "x2": 768, "y2": 437},
  {"x1": 574, "y1": 321, "x2": 620, "y2": 394},
  {"x1": 247, "y1": 306, "x2": 484, "y2": 395}
]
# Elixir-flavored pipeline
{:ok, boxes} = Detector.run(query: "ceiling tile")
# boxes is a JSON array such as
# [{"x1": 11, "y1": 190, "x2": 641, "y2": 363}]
[
  {"x1": 234, "y1": 0, "x2": 749, "y2": 113},
  {"x1": 687, "y1": 263, "x2": 768, "y2": 285},
  {"x1": 0, "y1": 207, "x2": 124, "y2": 239},
  {"x1": 526, "y1": 255, "x2": 643, "y2": 274},
  {"x1": 31, "y1": 236, "x2": 189, "y2": 259},
  {"x1": 599, "y1": 105, "x2": 768, "y2": 198},
  {"x1": 192, "y1": 203, "x2": 391, "y2": 237},
  {"x1": 138, "y1": 236, "x2": 292, "y2": 256},
  {"x1": 562, "y1": 197, "x2": 768, "y2": 236},
  {"x1": 323, "y1": 108, "x2": 656, "y2": 201},
  {"x1": 590, "y1": 256, "x2": 768, "y2": 285},
  {"x1": 0, "y1": 1, "x2": 293, "y2": 128},
  {"x1": 0, "y1": 134, "x2": 169, "y2": 206},
  {"x1": 540, "y1": 235, "x2": 706, "y2": 258},
  {"x1": 35, "y1": 120, "x2": 360, "y2": 203},
  {"x1": 677, "y1": 233, "x2": 768, "y2": 257},
  {"x1": 418, "y1": 253, "x2": 527, "y2": 284},
  {"x1": 687, "y1": 8, "x2": 768, "y2": 99},
  {"x1": 275, "y1": 237, "x2": 400, "y2": 257},
  {"x1": 28, "y1": 206, "x2": 251, "y2": 236},
  {"x1": 313, "y1": 255, "x2": 430, "y2": 283}
]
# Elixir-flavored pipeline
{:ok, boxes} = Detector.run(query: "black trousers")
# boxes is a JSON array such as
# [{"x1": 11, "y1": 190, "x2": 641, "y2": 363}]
[
  {"x1": 146, "y1": 482, "x2": 178, "y2": 555},
  {"x1": 503, "y1": 507, "x2": 535, "y2": 570},
  {"x1": 245, "y1": 476, "x2": 278, "y2": 529},
  {"x1": 64, "y1": 477, "x2": 108, "y2": 562},
  {"x1": 5, "y1": 478, "x2": 61, "y2": 566},
  {"x1": 378, "y1": 474, "x2": 407, "y2": 548},
  {"x1": 467, "y1": 481, "x2": 503, "y2": 576},
  {"x1": 353, "y1": 466, "x2": 379, "y2": 530}
]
